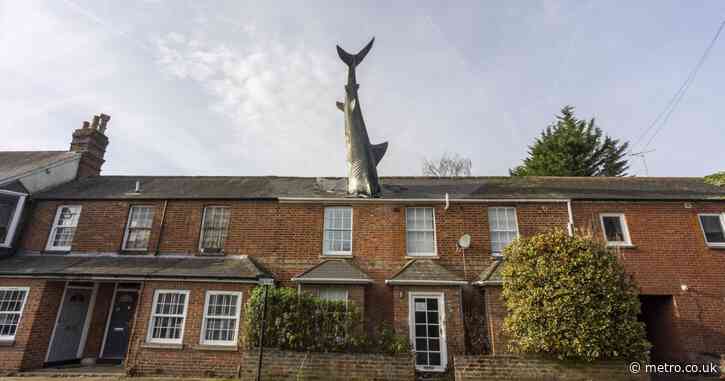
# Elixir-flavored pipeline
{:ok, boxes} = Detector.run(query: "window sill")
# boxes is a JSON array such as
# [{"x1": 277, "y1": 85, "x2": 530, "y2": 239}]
[
  {"x1": 0, "y1": 339, "x2": 15, "y2": 347},
  {"x1": 606, "y1": 244, "x2": 636, "y2": 249},
  {"x1": 706, "y1": 244, "x2": 725, "y2": 250},
  {"x1": 193, "y1": 344, "x2": 238, "y2": 351},
  {"x1": 121, "y1": 251, "x2": 152, "y2": 255},
  {"x1": 321, "y1": 253, "x2": 353, "y2": 258},
  {"x1": 405, "y1": 255, "x2": 440, "y2": 259},
  {"x1": 42, "y1": 250, "x2": 71, "y2": 255},
  {"x1": 141, "y1": 342, "x2": 183, "y2": 350},
  {"x1": 415, "y1": 366, "x2": 446, "y2": 373}
]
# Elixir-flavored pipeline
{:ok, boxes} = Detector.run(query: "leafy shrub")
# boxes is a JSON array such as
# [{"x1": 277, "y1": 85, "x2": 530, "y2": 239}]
[
  {"x1": 500, "y1": 229, "x2": 650, "y2": 361},
  {"x1": 704, "y1": 171, "x2": 725, "y2": 186},
  {"x1": 244, "y1": 286, "x2": 408, "y2": 354}
]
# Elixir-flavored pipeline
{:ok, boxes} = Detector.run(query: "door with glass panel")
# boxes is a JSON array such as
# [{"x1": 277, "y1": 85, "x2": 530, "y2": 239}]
[{"x1": 410, "y1": 293, "x2": 447, "y2": 371}]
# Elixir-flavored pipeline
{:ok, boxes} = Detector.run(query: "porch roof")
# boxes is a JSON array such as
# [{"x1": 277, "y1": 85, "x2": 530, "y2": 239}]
[
  {"x1": 385, "y1": 259, "x2": 467, "y2": 286},
  {"x1": 0, "y1": 254, "x2": 272, "y2": 283},
  {"x1": 291, "y1": 259, "x2": 373, "y2": 284},
  {"x1": 475, "y1": 259, "x2": 503, "y2": 286}
]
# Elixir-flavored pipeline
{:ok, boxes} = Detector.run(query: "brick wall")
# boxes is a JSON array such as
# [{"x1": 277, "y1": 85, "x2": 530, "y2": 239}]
[
  {"x1": 240, "y1": 349, "x2": 414, "y2": 381},
  {"x1": 19, "y1": 200, "x2": 568, "y2": 321},
  {"x1": 453, "y1": 355, "x2": 649, "y2": 381},
  {"x1": 482, "y1": 286, "x2": 509, "y2": 355},
  {"x1": 125, "y1": 280, "x2": 255, "y2": 377},
  {"x1": 573, "y1": 201, "x2": 725, "y2": 361},
  {"x1": 82, "y1": 283, "x2": 115, "y2": 359},
  {"x1": 0, "y1": 278, "x2": 63, "y2": 373}
]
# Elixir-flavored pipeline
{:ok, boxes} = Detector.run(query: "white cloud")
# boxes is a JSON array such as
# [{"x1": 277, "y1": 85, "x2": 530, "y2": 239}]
[{"x1": 154, "y1": 30, "x2": 346, "y2": 174}]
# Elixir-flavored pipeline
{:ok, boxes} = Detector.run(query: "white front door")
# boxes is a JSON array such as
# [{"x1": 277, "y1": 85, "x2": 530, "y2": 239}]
[{"x1": 409, "y1": 292, "x2": 447, "y2": 371}]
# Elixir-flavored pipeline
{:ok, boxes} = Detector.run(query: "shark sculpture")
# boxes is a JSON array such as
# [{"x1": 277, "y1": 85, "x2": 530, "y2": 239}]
[{"x1": 336, "y1": 37, "x2": 388, "y2": 197}]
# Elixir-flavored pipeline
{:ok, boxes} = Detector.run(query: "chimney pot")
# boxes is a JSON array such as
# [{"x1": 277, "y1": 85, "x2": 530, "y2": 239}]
[
  {"x1": 82, "y1": 121, "x2": 90, "y2": 129},
  {"x1": 91, "y1": 115, "x2": 100, "y2": 130},
  {"x1": 98, "y1": 114, "x2": 111, "y2": 134}
]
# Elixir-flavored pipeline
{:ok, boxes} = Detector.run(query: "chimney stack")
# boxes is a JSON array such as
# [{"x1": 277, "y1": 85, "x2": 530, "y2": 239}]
[{"x1": 70, "y1": 113, "x2": 110, "y2": 178}]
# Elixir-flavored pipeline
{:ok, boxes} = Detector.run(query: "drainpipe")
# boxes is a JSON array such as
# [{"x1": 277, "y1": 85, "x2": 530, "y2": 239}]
[
  {"x1": 154, "y1": 200, "x2": 168, "y2": 255},
  {"x1": 566, "y1": 199, "x2": 574, "y2": 236}
]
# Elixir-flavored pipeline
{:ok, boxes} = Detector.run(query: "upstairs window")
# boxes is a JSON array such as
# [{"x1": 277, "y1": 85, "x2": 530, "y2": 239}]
[
  {"x1": 600, "y1": 213, "x2": 632, "y2": 246},
  {"x1": 406, "y1": 207, "x2": 436, "y2": 256},
  {"x1": 201, "y1": 291, "x2": 241, "y2": 346},
  {"x1": 147, "y1": 290, "x2": 189, "y2": 344},
  {"x1": 0, "y1": 191, "x2": 26, "y2": 248},
  {"x1": 698, "y1": 214, "x2": 725, "y2": 247},
  {"x1": 123, "y1": 206, "x2": 154, "y2": 251},
  {"x1": 199, "y1": 206, "x2": 231, "y2": 254},
  {"x1": 323, "y1": 207, "x2": 353, "y2": 256},
  {"x1": 489, "y1": 207, "x2": 519, "y2": 256},
  {"x1": 0, "y1": 287, "x2": 29, "y2": 341},
  {"x1": 46, "y1": 205, "x2": 82, "y2": 251}
]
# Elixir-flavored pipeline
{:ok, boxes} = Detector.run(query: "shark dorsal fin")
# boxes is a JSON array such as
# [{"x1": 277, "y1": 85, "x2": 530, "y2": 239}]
[
  {"x1": 371, "y1": 142, "x2": 388, "y2": 166},
  {"x1": 336, "y1": 101, "x2": 344, "y2": 111}
]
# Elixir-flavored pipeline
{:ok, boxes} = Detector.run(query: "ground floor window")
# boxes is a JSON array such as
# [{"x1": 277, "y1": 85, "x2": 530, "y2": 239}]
[
  {"x1": 147, "y1": 290, "x2": 189, "y2": 344},
  {"x1": 201, "y1": 291, "x2": 241, "y2": 346},
  {"x1": 0, "y1": 287, "x2": 29, "y2": 341},
  {"x1": 409, "y1": 293, "x2": 447, "y2": 371},
  {"x1": 318, "y1": 287, "x2": 348, "y2": 303}
]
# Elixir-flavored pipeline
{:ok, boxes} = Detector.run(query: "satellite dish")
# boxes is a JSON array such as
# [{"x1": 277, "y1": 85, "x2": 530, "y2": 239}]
[{"x1": 457, "y1": 234, "x2": 471, "y2": 249}]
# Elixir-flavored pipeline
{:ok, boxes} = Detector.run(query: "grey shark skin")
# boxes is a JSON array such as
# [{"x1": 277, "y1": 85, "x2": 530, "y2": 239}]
[{"x1": 336, "y1": 37, "x2": 388, "y2": 197}]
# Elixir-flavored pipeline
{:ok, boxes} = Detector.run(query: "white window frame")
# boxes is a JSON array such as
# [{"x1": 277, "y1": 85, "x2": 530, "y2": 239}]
[
  {"x1": 198, "y1": 206, "x2": 232, "y2": 254},
  {"x1": 122, "y1": 205, "x2": 155, "y2": 251},
  {"x1": 0, "y1": 190, "x2": 26, "y2": 248},
  {"x1": 322, "y1": 207, "x2": 354, "y2": 256},
  {"x1": 318, "y1": 287, "x2": 349, "y2": 303},
  {"x1": 599, "y1": 213, "x2": 633, "y2": 247},
  {"x1": 0, "y1": 286, "x2": 30, "y2": 342},
  {"x1": 408, "y1": 291, "x2": 447, "y2": 372},
  {"x1": 146, "y1": 289, "x2": 190, "y2": 345},
  {"x1": 200, "y1": 290, "x2": 242, "y2": 346},
  {"x1": 697, "y1": 213, "x2": 725, "y2": 248},
  {"x1": 405, "y1": 207, "x2": 438, "y2": 257},
  {"x1": 45, "y1": 205, "x2": 82, "y2": 251},
  {"x1": 488, "y1": 207, "x2": 520, "y2": 257}
]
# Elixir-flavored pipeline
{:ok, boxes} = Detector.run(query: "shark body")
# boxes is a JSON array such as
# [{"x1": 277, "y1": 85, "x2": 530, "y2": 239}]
[{"x1": 336, "y1": 38, "x2": 388, "y2": 197}]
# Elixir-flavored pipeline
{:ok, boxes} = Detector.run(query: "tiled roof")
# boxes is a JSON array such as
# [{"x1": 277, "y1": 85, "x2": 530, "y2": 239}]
[
  {"x1": 0, "y1": 254, "x2": 272, "y2": 282},
  {"x1": 385, "y1": 259, "x2": 467, "y2": 285},
  {"x1": 291, "y1": 259, "x2": 373, "y2": 284},
  {"x1": 0, "y1": 151, "x2": 79, "y2": 183},
  {"x1": 32, "y1": 175, "x2": 725, "y2": 201},
  {"x1": 476, "y1": 259, "x2": 503, "y2": 286}
]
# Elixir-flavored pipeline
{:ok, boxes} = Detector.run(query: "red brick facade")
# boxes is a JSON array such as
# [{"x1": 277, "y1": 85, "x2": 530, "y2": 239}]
[{"x1": 2, "y1": 196, "x2": 723, "y2": 374}]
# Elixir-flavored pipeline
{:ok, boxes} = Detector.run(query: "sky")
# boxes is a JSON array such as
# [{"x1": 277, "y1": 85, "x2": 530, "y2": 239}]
[{"x1": 1, "y1": 0, "x2": 724, "y2": 177}]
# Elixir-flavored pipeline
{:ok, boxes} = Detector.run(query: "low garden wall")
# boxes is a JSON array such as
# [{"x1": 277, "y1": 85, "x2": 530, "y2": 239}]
[
  {"x1": 240, "y1": 349, "x2": 415, "y2": 381},
  {"x1": 454, "y1": 355, "x2": 650, "y2": 381}
]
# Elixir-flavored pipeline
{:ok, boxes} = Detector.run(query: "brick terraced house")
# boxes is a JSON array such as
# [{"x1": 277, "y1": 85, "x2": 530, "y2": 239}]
[{"x1": 0, "y1": 118, "x2": 724, "y2": 377}]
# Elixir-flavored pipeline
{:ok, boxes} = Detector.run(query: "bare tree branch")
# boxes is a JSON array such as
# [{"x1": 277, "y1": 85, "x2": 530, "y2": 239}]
[{"x1": 422, "y1": 153, "x2": 472, "y2": 177}]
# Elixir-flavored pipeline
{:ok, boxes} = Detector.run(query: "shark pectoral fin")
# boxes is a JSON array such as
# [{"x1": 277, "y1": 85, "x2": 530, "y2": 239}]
[
  {"x1": 336, "y1": 101, "x2": 344, "y2": 111},
  {"x1": 371, "y1": 142, "x2": 388, "y2": 166}
]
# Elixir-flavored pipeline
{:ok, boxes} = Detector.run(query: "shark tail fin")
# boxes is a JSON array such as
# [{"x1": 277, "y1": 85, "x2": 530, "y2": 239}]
[
  {"x1": 371, "y1": 141, "x2": 388, "y2": 166},
  {"x1": 336, "y1": 37, "x2": 375, "y2": 67}
]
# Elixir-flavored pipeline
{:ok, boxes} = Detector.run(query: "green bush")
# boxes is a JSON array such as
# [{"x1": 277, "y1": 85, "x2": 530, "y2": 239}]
[
  {"x1": 244, "y1": 286, "x2": 408, "y2": 354},
  {"x1": 704, "y1": 171, "x2": 725, "y2": 186},
  {"x1": 500, "y1": 229, "x2": 650, "y2": 362}
]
